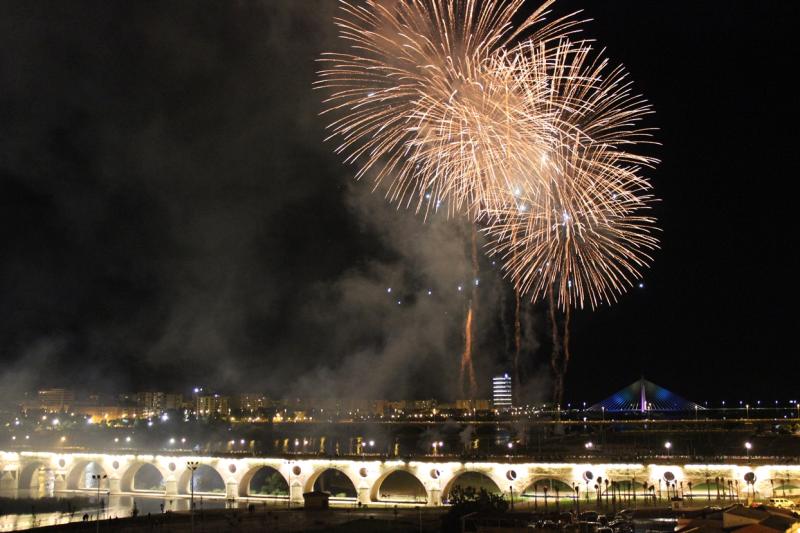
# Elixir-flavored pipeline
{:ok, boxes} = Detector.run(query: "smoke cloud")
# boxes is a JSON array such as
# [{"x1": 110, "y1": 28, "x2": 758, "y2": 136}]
[{"x1": 0, "y1": 1, "x2": 541, "y2": 401}]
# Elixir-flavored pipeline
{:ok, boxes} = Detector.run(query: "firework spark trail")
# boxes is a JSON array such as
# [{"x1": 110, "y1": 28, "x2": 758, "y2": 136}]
[{"x1": 513, "y1": 283, "x2": 522, "y2": 402}]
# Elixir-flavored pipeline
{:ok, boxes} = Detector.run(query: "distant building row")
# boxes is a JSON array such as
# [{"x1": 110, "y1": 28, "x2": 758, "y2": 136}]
[{"x1": 8, "y1": 388, "x2": 497, "y2": 422}]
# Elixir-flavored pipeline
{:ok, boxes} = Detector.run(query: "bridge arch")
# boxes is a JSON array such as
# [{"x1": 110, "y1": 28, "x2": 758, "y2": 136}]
[
  {"x1": 18, "y1": 461, "x2": 48, "y2": 491},
  {"x1": 522, "y1": 477, "x2": 573, "y2": 496},
  {"x1": 442, "y1": 470, "x2": 503, "y2": 503},
  {"x1": 177, "y1": 464, "x2": 226, "y2": 495},
  {"x1": 120, "y1": 462, "x2": 168, "y2": 493},
  {"x1": 370, "y1": 467, "x2": 427, "y2": 504},
  {"x1": 239, "y1": 465, "x2": 290, "y2": 498},
  {"x1": 66, "y1": 460, "x2": 108, "y2": 491},
  {"x1": 305, "y1": 467, "x2": 358, "y2": 499}
]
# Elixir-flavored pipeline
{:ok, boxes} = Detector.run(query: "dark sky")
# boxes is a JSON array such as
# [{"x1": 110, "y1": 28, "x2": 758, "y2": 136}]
[{"x1": 1, "y1": 1, "x2": 797, "y2": 404}]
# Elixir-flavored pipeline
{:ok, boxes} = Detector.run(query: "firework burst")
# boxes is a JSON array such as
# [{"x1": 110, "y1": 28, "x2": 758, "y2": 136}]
[
  {"x1": 482, "y1": 40, "x2": 659, "y2": 309},
  {"x1": 318, "y1": 0, "x2": 659, "y2": 309},
  {"x1": 316, "y1": 0, "x2": 583, "y2": 218}
]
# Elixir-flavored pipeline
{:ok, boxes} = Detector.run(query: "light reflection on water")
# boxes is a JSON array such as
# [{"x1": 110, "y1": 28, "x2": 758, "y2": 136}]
[{"x1": 0, "y1": 488, "x2": 287, "y2": 532}]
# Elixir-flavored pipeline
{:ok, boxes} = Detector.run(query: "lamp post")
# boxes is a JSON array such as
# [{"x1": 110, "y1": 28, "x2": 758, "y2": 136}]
[
  {"x1": 187, "y1": 461, "x2": 199, "y2": 533},
  {"x1": 664, "y1": 441, "x2": 672, "y2": 459},
  {"x1": 744, "y1": 441, "x2": 752, "y2": 459},
  {"x1": 432, "y1": 441, "x2": 443, "y2": 457},
  {"x1": 92, "y1": 474, "x2": 107, "y2": 533}
]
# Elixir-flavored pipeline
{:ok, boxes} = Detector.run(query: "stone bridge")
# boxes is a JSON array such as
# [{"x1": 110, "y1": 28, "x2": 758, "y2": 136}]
[{"x1": 1, "y1": 451, "x2": 797, "y2": 506}]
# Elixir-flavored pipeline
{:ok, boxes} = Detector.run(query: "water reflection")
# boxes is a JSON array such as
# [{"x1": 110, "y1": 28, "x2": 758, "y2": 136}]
[{"x1": 0, "y1": 488, "x2": 285, "y2": 532}]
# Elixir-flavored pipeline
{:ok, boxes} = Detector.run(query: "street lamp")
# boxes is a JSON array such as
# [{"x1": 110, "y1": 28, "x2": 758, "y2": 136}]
[
  {"x1": 187, "y1": 461, "x2": 199, "y2": 532},
  {"x1": 585, "y1": 441, "x2": 593, "y2": 450},
  {"x1": 92, "y1": 474, "x2": 107, "y2": 533},
  {"x1": 432, "y1": 441, "x2": 443, "y2": 456},
  {"x1": 745, "y1": 442, "x2": 752, "y2": 459},
  {"x1": 664, "y1": 441, "x2": 672, "y2": 458}
]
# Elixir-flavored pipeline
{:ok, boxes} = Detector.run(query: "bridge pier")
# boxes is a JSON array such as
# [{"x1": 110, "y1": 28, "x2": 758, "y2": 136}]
[
  {"x1": 357, "y1": 486, "x2": 370, "y2": 505},
  {"x1": 427, "y1": 488, "x2": 441, "y2": 507},
  {"x1": 108, "y1": 477, "x2": 121, "y2": 495},
  {"x1": 35, "y1": 467, "x2": 47, "y2": 492},
  {"x1": 54, "y1": 472, "x2": 66, "y2": 492},
  {"x1": 164, "y1": 478, "x2": 178, "y2": 497},
  {"x1": 290, "y1": 481, "x2": 304, "y2": 505},
  {"x1": 226, "y1": 480, "x2": 238, "y2": 500},
  {"x1": 0, "y1": 469, "x2": 17, "y2": 491}
]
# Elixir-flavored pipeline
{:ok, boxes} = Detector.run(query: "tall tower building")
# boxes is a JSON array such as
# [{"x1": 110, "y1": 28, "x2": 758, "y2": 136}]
[{"x1": 492, "y1": 374, "x2": 513, "y2": 409}]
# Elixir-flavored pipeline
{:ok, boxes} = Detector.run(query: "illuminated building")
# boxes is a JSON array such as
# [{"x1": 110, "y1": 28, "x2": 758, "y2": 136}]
[
  {"x1": 196, "y1": 394, "x2": 230, "y2": 417},
  {"x1": 492, "y1": 374, "x2": 513, "y2": 409},
  {"x1": 36, "y1": 389, "x2": 75, "y2": 413},
  {"x1": 455, "y1": 399, "x2": 491, "y2": 411}
]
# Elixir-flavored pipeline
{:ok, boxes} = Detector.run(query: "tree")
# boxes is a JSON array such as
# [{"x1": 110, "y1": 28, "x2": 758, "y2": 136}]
[{"x1": 441, "y1": 486, "x2": 508, "y2": 533}]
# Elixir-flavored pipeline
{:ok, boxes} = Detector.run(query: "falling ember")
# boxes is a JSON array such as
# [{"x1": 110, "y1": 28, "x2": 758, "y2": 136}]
[
  {"x1": 514, "y1": 281, "x2": 522, "y2": 403},
  {"x1": 459, "y1": 225, "x2": 480, "y2": 399},
  {"x1": 460, "y1": 305, "x2": 477, "y2": 399}
]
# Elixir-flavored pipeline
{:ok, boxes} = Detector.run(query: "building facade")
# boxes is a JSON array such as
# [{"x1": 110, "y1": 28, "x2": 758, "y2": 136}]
[{"x1": 492, "y1": 374, "x2": 512, "y2": 409}]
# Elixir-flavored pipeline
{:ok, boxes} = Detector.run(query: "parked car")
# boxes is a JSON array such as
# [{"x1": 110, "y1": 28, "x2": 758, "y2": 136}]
[{"x1": 768, "y1": 497, "x2": 796, "y2": 509}]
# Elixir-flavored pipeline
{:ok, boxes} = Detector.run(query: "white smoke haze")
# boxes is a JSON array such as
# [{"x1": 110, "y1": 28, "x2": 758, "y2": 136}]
[{"x1": 0, "y1": 0, "x2": 547, "y2": 402}]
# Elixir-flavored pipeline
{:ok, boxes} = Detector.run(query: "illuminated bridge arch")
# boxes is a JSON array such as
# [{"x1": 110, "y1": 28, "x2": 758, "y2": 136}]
[
  {"x1": 177, "y1": 464, "x2": 226, "y2": 495},
  {"x1": 239, "y1": 465, "x2": 290, "y2": 498},
  {"x1": 305, "y1": 467, "x2": 358, "y2": 500},
  {"x1": 18, "y1": 461, "x2": 48, "y2": 491},
  {"x1": 522, "y1": 477, "x2": 574, "y2": 497},
  {"x1": 66, "y1": 460, "x2": 108, "y2": 491},
  {"x1": 120, "y1": 462, "x2": 169, "y2": 493},
  {"x1": 370, "y1": 467, "x2": 427, "y2": 504},
  {"x1": 442, "y1": 470, "x2": 503, "y2": 503}
]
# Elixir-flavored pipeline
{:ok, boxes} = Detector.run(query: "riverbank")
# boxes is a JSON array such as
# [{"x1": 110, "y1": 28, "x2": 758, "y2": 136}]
[
  {"x1": 0, "y1": 497, "x2": 91, "y2": 517},
  {"x1": 21, "y1": 507, "x2": 445, "y2": 532}
]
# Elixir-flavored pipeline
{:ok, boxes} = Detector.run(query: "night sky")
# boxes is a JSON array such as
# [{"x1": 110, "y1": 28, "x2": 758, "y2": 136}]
[{"x1": 1, "y1": 1, "x2": 797, "y2": 404}]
